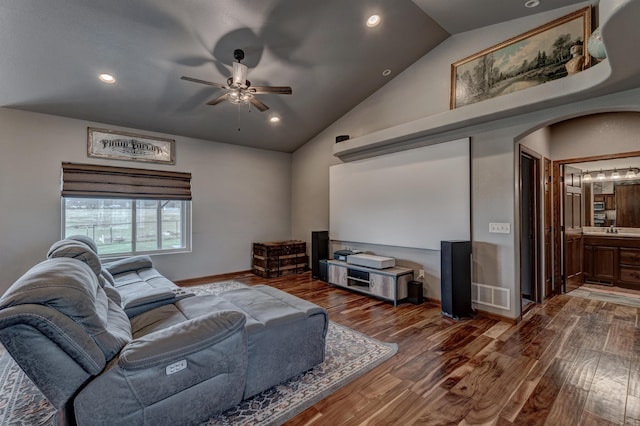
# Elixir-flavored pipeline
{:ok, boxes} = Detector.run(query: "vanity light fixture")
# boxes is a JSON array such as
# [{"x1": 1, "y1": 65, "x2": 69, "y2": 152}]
[
  {"x1": 596, "y1": 170, "x2": 606, "y2": 180},
  {"x1": 611, "y1": 169, "x2": 621, "y2": 179},
  {"x1": 582, "y1": 170, "x2": 592, "y2": 182},
  {"x1": 98, "y1": 73, "x2": 116, "y2": 84},
  {"x1": 626, "y1": 168, "x2": 638, "y2": 179},
  {"x1": 366, "y1": 15, "x2": 381, "y2": 28}
]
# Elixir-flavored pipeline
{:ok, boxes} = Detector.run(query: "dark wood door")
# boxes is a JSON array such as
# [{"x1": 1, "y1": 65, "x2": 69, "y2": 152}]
[
  {"x1": 563, "y1": 165, "x2": 584, "y2": 292},
  {"x1": 565, "y1": 232, "x2": 583, "y2": 292},
  {"x1": 544, "y1": 158, "x2": 553, "y2": 297},
  {"x1": 520, "y1": 153, "x2": 538, "y2": 302}
]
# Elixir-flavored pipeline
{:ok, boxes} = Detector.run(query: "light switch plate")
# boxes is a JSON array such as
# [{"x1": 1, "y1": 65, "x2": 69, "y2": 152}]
[{"x1": 489, "y1": 222, "x2": 511, "y2": 234}]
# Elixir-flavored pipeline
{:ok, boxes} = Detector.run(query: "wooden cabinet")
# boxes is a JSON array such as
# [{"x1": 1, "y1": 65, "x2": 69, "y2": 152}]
[
  {"x1": 583, "y1": 236, "x2": 640, "y2": 289},
  {"x1": 592, "y1": 246, "x2": 617, "y2": 281},
  {"x1": 619, "y1": 248, "x2": 640, "y2": 286},
  {"x1": 583, "y1": 244, "x2": 616, "y2": 283},
  {"x1": 326, "y1": 260, "x2": 413, "y2": 306},
  {"x1": 252, "y1": 241, "x2": 307, "y2": 278},
  {"x1": 594, "y1": 194, "x2": 616, "y2": 210},
  {"x1": 328, "y1": 262, "x2": 347, "y2": 286}
]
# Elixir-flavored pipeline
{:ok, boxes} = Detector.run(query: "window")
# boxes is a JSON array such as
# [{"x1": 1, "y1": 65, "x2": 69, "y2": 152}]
[
  {"x1": 63, "y1": 198, "x2": 190, "y2": 256},
  {"x1": 61, "y1": 162, "x2": 192, "y2": 257}
]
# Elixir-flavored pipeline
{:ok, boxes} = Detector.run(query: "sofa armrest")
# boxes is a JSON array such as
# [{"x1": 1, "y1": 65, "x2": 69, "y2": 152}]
[
  {"x1": 119, "y1": 310, "x2": 246, "y2": 369},
  {"x1": 74, "y1": 310, "x2": 249, "y2": 425},
  {"x1": 120, "y1": 287, "x2": 176, "y2": 310},
  {"x1": 103, "y1": 255, "x2": 153, "y2": 276}
]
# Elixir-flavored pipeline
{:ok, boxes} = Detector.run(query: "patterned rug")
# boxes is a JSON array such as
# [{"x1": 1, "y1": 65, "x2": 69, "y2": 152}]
[{"x1": 0, "y1": 281, "x2": 397, "y2": 426}]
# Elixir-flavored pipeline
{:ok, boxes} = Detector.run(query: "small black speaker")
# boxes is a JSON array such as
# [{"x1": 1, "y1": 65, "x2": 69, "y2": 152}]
[
  {"x1": 319, "y1": 260, "x2": 328, "y2": 282},
  {"x1": 311, "y1": 231, "x2": 329, "y2": 279},
  {"x1": 441, "y1": 240, "x2": 472, "y2": 319},
  {"x1": 335, "y1": 135, "x2": 349, "y2": 143},
  {"x1": 407, "y1": 280, "x2": 423, "y2": 305}
]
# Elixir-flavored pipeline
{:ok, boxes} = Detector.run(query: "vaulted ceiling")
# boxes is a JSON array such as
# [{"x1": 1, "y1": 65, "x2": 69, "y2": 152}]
[{"x1": 0, "y1": 0, "x2": 588, "y2": 152}]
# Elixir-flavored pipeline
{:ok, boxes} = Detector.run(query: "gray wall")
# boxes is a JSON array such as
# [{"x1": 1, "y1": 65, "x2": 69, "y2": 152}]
[
  {"x1": 550, "y1": 112, "x2": 640, "y2": 160},
  {"x1": 291, "y1": 4, "x2": 640, "y2": 319},
  {"x1": 0, "y1": 108, "x2": 292, "y2": 293}
]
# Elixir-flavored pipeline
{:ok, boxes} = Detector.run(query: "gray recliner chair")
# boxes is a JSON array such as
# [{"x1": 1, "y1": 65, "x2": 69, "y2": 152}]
[{"x1": 0, "y1": 257, "x2": 249, "y2": 425}]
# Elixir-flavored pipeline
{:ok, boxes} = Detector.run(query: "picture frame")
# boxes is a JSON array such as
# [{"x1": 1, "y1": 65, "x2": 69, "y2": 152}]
[
  {"x1": 87, "y1": 127, "x2": 175, "y2": 164},
  {"x1": 450, "y1": 7, "x2": 591, "y2": 109}
]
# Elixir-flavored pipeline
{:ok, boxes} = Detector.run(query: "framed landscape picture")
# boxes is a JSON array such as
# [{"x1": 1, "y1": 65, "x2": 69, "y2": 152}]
[
  {"x1": 450, "y1": 7, "x2": 591, "y2": 109},
  {"x1": 87, "y1": 127, "x2": 175, "y2": 164}
]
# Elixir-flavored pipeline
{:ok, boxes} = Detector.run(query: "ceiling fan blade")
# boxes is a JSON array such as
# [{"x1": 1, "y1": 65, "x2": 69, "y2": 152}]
[
  {"x1": 249, "y1": 96, "x2": 269, "y2": 112},
  {"x1": 250, "y1": 86, "x2": 292, "y2": 95},
  {"x1": 206, "y1": 93, "x2": 230, "y2": 105},
  {"x1": 181, "y1": 76, "x2": 227, "y2": 89}
]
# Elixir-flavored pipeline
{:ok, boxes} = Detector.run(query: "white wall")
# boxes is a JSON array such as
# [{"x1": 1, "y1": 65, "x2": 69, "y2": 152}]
[
  {"x1": 291, "y1": 4, "x2": 640, "y2": 319},
  {"x1": 0, "y1": 108, "x2": 291, "y2": 293}
]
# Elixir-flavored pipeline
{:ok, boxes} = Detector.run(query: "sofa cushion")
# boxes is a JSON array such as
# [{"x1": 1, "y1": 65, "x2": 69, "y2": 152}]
[
  {"x1": 66, "y1": 234, "x2": 99, "y2": 253},
  {"x1": 0, "y1": 258, "x2": 131, "y2": 361},
  {"x1": 47, "y1": 239, "x2": 102, "y2": 277},
  {"x1": 104, "y1": 255, "x2": 153, "y2": 276}
]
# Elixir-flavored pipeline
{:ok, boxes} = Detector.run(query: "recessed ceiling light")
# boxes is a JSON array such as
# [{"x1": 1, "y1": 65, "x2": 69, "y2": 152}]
[
  {"x1": 382, "y1": 69, "x2": 391, "y2": 76},
  {"x1": 98, "y1": 73, "x2": 116, "y2": 84},
  {"x1": 269, "y1": 116, "x2": 281, "y2": 124},
  {"x1": 366, "y1": 15, "x2": 381, "y2": 28},
  {"x1": 524, "y1": 0, "x2": 540, "y2": 8}
]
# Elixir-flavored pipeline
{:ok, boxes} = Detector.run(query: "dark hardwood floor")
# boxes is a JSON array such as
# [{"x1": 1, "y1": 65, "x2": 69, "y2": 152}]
[{"x1": 203, "y1": 271, "x2": 639, "y2": 425}]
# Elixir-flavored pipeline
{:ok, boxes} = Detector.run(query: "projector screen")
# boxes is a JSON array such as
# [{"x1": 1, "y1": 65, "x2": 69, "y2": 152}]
[{"x1": 329, "y1": 138, "x2": 470, "y2": 251}]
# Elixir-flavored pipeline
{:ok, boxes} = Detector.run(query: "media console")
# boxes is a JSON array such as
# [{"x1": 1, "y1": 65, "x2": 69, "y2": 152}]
[{"x1": 326, "y1": 259, "x2": 413, "y2": 306}]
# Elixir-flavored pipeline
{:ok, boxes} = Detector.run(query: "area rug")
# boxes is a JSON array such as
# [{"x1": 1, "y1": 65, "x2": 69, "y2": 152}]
[
  {"x1": 568, "y1": 283, "x2": 640, "y2": 308},
  {"x1": 0, "y1": 281, "x2": 398, "y2": 426}
]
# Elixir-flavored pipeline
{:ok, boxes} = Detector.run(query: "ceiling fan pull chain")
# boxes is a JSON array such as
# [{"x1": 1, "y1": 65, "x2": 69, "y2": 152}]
[{"x1": 237, "y1": 103, "x2": 241, "y2": 132}]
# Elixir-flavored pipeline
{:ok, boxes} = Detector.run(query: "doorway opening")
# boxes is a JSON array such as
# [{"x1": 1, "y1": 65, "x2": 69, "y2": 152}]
[
  {"x1": 553, "y1": 151, "x2": 640, "y2": 296},
  {"x1": 519, "y1": 146, "x2": 542, "y2": 314}
]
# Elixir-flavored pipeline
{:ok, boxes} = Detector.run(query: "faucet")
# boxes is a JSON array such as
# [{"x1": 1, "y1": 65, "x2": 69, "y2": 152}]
[{"x1": 608, "y1": 225, "x2": 618, "y2": 234}]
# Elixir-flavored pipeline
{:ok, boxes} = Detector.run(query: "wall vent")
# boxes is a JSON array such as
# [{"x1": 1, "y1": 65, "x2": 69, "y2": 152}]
[{"x1": 472, "y1": 283, "x2": 510, "y2": 311}]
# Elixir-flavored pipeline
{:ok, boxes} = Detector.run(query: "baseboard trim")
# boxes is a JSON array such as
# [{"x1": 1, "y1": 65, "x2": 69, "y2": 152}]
[
  {"x1": 175, "y1": 270, "x2": 253, "y2": 287},
  {"x1": 474, "y1": 308, "x2": 519, "y2": 324}
]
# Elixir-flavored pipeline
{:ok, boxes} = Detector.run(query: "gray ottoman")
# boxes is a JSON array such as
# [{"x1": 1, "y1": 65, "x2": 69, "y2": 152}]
[{"x1": 169, "y1": 285, "x2": 328, "y2": 398}]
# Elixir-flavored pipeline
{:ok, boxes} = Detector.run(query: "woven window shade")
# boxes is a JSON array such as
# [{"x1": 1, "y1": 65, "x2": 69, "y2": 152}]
[{"x1": 61, "y1": 162, "x2": 192, "y2": 200}]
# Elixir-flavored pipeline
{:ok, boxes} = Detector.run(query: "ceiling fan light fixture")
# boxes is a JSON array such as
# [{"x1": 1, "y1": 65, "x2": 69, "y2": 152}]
[
  {"x1": 366, "y1": 15, "x2": 381, "y2": 28},
  {"x1": 98, "y1": 73, "x2": 116, "y2": 84}
]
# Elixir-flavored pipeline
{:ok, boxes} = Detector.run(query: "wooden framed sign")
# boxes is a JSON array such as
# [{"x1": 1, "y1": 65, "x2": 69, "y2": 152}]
[{"x1": 87, "y1": 127, "x2": 175, "y2": 165}]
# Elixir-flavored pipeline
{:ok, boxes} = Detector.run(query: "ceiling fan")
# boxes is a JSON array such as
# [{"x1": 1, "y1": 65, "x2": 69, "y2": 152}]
[{"x1": 181, "y1": 49, "x2": 292, "y2": 112}]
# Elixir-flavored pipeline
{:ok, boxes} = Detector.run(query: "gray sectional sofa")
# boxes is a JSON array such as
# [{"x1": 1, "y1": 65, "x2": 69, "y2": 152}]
[{"x1": 0, "y1": 237, "x2": 328, "y2": 425}]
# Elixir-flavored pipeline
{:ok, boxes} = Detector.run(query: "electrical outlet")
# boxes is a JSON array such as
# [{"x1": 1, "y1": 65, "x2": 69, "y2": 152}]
[{"x1": 489, "y1": 222, "x2": 511, "y2": 234}]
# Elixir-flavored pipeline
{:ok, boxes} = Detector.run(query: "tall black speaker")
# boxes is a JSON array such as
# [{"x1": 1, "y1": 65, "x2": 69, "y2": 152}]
[
  {"x1": 441, "y1": 240, "x2": 472, "y2": 319},
  {"x1": 311, "y1": 231, "x2": 329, "y2": 279}
]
